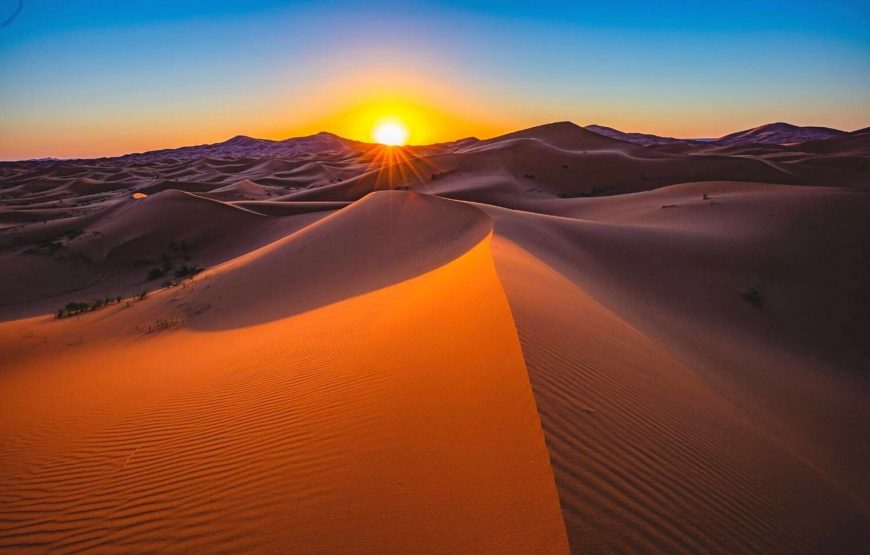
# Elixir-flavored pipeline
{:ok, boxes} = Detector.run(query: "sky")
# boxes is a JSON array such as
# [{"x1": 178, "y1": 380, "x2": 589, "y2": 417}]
[{"x1": 0, "y1": 0, "x2": 868, "y2": 159}]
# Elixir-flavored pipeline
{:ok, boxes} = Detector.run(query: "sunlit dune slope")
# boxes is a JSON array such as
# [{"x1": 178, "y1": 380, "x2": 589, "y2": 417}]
[{"x1": 0, "y1": 191, "x2": 568, "y2": 554}]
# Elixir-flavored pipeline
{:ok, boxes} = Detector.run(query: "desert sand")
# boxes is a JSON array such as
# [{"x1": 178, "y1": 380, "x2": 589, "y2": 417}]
[{"x1": 1, "y1": 122, "x2": 868, "y2": 553}]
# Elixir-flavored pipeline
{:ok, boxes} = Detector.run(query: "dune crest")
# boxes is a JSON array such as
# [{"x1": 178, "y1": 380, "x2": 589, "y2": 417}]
[{"x1": 185, "y1": 190, "x2": 493, "y2": 329}]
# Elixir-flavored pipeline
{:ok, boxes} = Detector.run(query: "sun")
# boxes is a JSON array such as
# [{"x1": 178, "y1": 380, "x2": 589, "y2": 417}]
[{"x1": 372, "y1": 118, "x2": 409, "y2": 146}]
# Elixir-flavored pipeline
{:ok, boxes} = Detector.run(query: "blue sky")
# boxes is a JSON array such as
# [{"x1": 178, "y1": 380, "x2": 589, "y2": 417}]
[{"x1": 1, "y1": 0, "x2": 868, "y2": 158}]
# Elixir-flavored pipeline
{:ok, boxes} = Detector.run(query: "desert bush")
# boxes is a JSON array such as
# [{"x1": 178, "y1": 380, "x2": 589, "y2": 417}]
[
  {"x1": 56, "y1": 301, "x2": 90, "y2": 318},
  {"x1": 741, "y1": 286, "x2": 765, "y2": 308},
  {"x1": 173, "y1": 264, "x2": 202, "y2": 279},
  {"x1": 56, "y1": 295, "x2": 124, "y2": 319}
]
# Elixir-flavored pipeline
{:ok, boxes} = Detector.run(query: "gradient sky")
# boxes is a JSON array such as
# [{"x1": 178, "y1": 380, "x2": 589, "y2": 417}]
[{"x1": 1, "y1": 0, "x2": 868, "y2": 159}]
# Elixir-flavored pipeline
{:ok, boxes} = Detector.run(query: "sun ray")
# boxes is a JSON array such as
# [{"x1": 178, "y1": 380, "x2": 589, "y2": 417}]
[{"x1": 360, "y1": 142, "x2": 443, "y2": 193}]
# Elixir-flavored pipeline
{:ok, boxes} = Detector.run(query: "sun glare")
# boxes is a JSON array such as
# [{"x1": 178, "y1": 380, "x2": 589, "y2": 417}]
[{"x1": 372, "y1": 118, "x2": 409, "y2": 146}]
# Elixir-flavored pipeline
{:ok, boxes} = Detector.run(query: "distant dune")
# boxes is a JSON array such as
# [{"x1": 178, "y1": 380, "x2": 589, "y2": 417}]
[
  {"x1": 714, "y1": 121, "x2": 847, "y2": 145},
  {"x1": 1, "y1": 121, "x2": 868, "y2": 553},
  {"x1": 584, "y1": 120, "x2": 857, "y2": 148},
  {"x1": 584, "y1": 124, "x2": 694, "y2": 145}
]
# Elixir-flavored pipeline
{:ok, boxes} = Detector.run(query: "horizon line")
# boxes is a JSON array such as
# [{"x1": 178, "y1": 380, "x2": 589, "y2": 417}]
[{"x1": 3, "y1": 119, "x2": 868, "y2": 163}]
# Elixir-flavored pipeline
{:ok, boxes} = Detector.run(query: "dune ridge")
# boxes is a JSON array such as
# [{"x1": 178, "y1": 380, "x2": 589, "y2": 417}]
[{"x1": 0, "y1": 191, "x2": 569, "y2": 553}]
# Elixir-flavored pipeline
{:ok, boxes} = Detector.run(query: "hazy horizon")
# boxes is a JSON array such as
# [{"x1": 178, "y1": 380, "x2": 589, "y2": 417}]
[{"x1": 4, "y1": 118, "x2": 870, "y2": 162}]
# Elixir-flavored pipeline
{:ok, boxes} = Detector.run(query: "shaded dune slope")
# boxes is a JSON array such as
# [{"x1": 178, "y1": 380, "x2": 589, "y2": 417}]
[
  {"x1": 0, "y1": 190, "x2": 331, "y2": 319},
  {"x1": 484, "y1": 182, "x2": 870, "y2": 377},
  {"x1": 493, "y1": 239, "x2": 868, "y2": 553},
  {"x1": 482, "y1": 182, "x2": 869, "y2": 553}
]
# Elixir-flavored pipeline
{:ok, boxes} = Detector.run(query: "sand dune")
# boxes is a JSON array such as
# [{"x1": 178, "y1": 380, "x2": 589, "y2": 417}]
[
  {"x1": 1, "y1": 122, "x2": 868, "y2": 553},
  {"x1": 481, "y1": 182, "x2": 869, "y2": 552},
  {"x1": 196, "y1": 178, "x2": 281, "y2": 201},
  {"x1": 492, "y1": 239, "x2": 866, "y2": 553},
  {"x1": 715, "y1": 122, "x2": 847, "y2": 145},
  {"x1": 0, "y1": 191, "x2": 567, "y2": 553},
  {"x1": 585, "y1": 121, "x2": 854, "y2": 148},
  {"x1": 280, "y1": 123, "x2": 865, "y2": 207},
  {"x1": 0, "y1": 190, "x2": 324, "y2": 320},
  {"x1": 184, "y1": 191, "x2": 493, "y2": 328}
]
